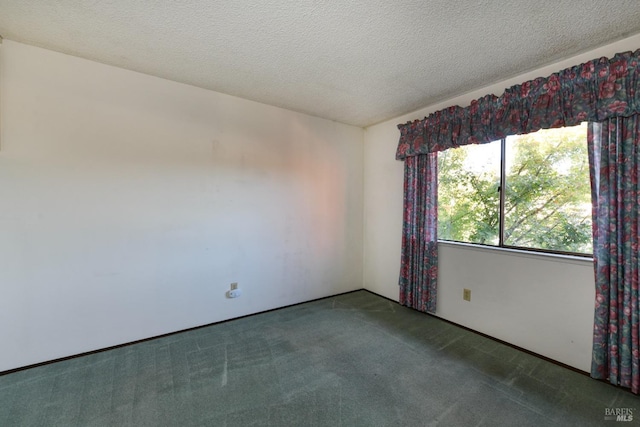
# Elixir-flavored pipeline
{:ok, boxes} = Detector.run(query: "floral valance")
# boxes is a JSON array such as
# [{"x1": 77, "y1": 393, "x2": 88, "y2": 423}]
[{"x1": 396, "y1": 49, "x2": 640, "y2": 160}]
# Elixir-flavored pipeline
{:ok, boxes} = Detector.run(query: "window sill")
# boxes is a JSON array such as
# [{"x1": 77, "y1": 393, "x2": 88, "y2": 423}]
[{"x1": 437, "y1": 240, "x2": 594, "y2": 266}]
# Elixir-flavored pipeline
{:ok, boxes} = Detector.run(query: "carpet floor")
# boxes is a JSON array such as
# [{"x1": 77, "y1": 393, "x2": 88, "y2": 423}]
[{"x1": 0, "y1": 290, "x2": 637, "y2": 426}]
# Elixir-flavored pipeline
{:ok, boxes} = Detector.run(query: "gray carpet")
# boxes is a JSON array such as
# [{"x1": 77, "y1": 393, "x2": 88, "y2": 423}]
[{"x1": 0, "y1": 290, "x2": 637, "y2": 426}]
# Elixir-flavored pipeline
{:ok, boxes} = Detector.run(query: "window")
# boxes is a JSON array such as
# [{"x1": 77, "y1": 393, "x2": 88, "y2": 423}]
[{"x1": 438, "y1": 123, "x2": 592, "y2": 255}]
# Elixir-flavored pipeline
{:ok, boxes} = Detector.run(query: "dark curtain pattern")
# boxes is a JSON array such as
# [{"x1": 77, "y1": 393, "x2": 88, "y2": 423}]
[
  {"x1": 589, "y1": 116, "x2": 640, "y2": 394},
  {"x1": 396, "y1": 47, "x2": 640, "y2": 392},
  {"x1": 399, "y1": 153, "x2": 438, "y2": 314},
  {"x1": 397, "y1": 49, "x2": 640, "y2": 158}
]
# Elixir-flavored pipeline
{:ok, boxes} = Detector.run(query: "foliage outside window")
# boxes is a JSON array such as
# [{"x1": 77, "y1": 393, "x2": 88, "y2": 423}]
[{"x1": 438, "y1": 123, "x2": 592, "y2": 255}]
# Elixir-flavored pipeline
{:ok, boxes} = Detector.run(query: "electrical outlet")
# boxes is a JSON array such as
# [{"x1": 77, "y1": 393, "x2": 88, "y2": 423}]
[
  {"x1": 227, "y1": 282, "x2": 241, "y2": 299},
  {"x1": 463, "y1": 288, "x2": 471, "y2": 301}
]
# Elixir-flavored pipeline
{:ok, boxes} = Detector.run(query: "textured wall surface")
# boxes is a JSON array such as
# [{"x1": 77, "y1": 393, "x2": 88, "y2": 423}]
[
  {"x1": 1, "y1": 1, "x2": 640, "y2": 126},
  {"x1": 0, "y1": 40, "x2": 364, "y2": 372}
]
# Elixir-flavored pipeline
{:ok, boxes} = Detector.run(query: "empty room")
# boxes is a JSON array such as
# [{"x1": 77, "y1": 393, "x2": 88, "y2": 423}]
[{"x1": 1, "y1": 1, "x2": 640, "y2": 426}]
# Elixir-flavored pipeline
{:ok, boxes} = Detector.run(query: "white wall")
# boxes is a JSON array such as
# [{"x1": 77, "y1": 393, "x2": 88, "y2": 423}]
[
  {"x1": 0, "y1": 40, "x2": 364, "y2": 372},
  {"x1": 363, "y1": 33, "x2": 640, "y2": 372}
]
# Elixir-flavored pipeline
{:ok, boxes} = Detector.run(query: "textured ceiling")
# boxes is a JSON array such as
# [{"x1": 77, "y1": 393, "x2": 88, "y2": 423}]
[{"x1": 2, "y1": 1, "x2": 640, "y2": 127}]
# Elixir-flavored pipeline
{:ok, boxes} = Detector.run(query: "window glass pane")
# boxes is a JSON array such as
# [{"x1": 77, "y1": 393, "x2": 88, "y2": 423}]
[
  {"x1": 438, "y1": 141, "x2": 501, "y2": 245},
  {"x1": 503, "y1": 123, "x2": 592, "y2": 254}
]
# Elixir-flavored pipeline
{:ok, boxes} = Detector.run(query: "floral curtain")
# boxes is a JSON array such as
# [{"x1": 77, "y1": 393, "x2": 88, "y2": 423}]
[
  {"x1": 399, "y1": 153, "x2": 438, "y2": 314},
  {"x1": 397, "y1": 49, "x2": 640, "y2": 158},
  {"x1": 396, "y1": 47, "x2": 640, "y2": 392},
  {"x1": 589, "y1": 116, "x2": 640, "y2": 394}
]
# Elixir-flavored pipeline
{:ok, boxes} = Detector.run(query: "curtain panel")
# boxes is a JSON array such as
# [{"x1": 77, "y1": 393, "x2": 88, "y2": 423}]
[
  {"x1": 396, "y1": 49, "x2": 640, "y2": 159},
  {"x1": 399, "y1": 154, "x2": 438, "y2": 314},
  {"x1": 589, "y1": 116, "x2": 640, "y2": 394},
  {"x1": 395, "y1": 47, "x2": 640, "y2": 393}
]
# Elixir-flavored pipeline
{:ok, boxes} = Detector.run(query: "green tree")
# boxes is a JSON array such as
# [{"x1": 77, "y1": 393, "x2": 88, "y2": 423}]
[
  {"x1": 438, "y1": 125, "x2": 592, "y2": 254},
  {"x1": 438, "y1": 143, "x2": 500, "y2": 245}
]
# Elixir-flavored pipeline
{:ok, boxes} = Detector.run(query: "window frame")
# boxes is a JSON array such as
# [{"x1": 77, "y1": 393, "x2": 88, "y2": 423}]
[{"x1": 438, "y1": 133, "x2": 593, "y2": 258}]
